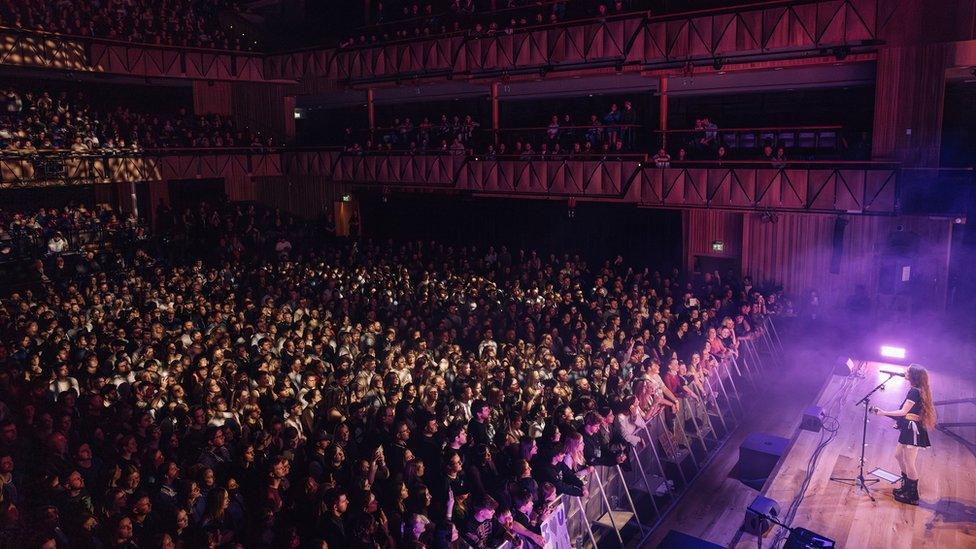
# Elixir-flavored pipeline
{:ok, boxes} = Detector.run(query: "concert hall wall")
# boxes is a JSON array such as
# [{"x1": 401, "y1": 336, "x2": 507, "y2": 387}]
[
  {"x1": 683, "y1": 209, "x2": 952, "y2": 310},
  {"x1": 357, "y1": 193, "x2": 682, "y2": 269}
]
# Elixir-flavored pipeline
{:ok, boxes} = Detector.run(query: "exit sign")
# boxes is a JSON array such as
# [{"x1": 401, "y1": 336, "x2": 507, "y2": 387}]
[{"x1": 712, "y1": 240, "x2": 725, "y2": 252}]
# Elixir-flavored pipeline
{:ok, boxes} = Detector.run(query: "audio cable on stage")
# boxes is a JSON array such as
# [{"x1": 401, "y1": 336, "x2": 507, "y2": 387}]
[{"x1": 769, "y1": 367, "x2": 859, "y2": 547}]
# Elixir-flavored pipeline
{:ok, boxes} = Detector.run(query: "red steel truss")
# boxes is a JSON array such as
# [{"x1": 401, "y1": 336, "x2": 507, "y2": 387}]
[{"x1": 267, "y1": 0, "x2": 884, "y2": 83}]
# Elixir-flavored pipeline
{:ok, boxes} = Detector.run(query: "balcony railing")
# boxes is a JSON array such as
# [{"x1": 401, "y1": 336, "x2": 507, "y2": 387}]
[
  {"x1": 0, "y1": 26, "x2": 272, "y2": 82},
  {"x1": 0, "y1": 148, "x2": 283, "y2": 187},
  {"x1": 0, "y1": 0, "x2": 885, "y2": 84},
  {"x1": 281, "y1": 150, "x2": 901, "y2": 214},
  {"x1": 266, "y1": 0, "x2": 883, "y2": 83},
  {"x1": 7, "y1": 148, "x2": 971, "y2": 217}
]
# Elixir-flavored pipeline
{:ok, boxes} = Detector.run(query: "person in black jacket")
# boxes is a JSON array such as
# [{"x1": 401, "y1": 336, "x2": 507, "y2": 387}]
[
  {"x1": 460, "y1": 495, "x2": 500, "y2": 549},
  {"x1": 531, "y1": 440, "x2": 585, "y2": 497},
  {"x1": 320, "y1": 488, "x2": 350, "y2": 549},
  {"x1": 467, "y1": 400, "x2": 493, "y2": 448},
  {"x1": 580, "y1": 411, "x2": 627, "y2": 468},
  {"x1": 410, "y1": 411, "x2": 443, "y2": 485},
  {"x1": 429, "y1": 450, "x2": 468, "y2": 522}
]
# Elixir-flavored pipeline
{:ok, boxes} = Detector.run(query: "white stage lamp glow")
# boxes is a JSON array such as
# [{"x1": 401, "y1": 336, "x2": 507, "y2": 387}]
[{"x1": 879, "y1": 345, "x2": 906, "y2": 359}]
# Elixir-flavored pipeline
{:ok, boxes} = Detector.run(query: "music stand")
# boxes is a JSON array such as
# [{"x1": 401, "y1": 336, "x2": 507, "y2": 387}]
[{"x1": 829, "y1": 372, "x2": 898, "y2": 501}]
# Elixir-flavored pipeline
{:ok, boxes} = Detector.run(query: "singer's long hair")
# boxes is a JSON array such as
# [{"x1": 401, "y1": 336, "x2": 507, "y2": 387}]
[{"x1": 907, "y1": 364, "x2": 936, "y2": 430}]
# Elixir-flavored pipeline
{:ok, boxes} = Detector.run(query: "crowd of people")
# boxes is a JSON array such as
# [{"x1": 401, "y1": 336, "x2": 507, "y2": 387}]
[
  {"x1": 0, "y1": 197, "x2": 783, "y2": 547},
  {"x1": 0, "y1": 87, "x2": 274, "y2": 154},
  {"x1": 341, "y1": 101, "x2": 640, "y2": 158},
  {"x1": 344, "y1": 114, "x2": 483, "y2": 156},
  {"x1": 0, "y1": 203, "x2": 142, "y2": 261},
  {"x1": 341, "y1": 0, "x2": 637, "y2": 48},
  {"x1": 494, "y1": 101, "x2": 640, "y2": 158},
  {"x1": 0, "y1": 0, "x2": 257, "y2": 50}
]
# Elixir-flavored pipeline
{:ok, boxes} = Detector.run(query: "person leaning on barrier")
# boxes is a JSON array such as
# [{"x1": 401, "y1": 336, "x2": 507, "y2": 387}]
[{"x1": 46, "y1": 231, "x2": 68, "y2": 254}]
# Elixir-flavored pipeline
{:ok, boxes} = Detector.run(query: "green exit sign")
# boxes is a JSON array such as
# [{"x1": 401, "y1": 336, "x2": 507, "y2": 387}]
[{"x1": 712, "y1": 240, "x2": 725, "y2": 252}]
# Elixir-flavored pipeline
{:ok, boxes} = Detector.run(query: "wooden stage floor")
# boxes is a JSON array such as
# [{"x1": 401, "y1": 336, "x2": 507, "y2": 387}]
[
  {"x1": 731, "y1": 361, "x2": 976, "y2": 549},
  {"x1": 645, "y1": 357, "x2": 976, "y2": 549}
]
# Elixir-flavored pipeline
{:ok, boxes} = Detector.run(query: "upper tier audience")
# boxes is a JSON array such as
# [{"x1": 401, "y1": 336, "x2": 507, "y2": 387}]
[
  {"x1": 341, "y1": 0, "x2": 636, "y2": 48},
  {"x1": 0, "y1": 199, "x2": 783, "y2": 547},
  {"x1": 0, "y1": 0, "x2": 256, "y2": 50},
  {"x1": 341, "y1": 101, "x2": 640, "y2": 157},
  {"x1": 0, "y1": 87, "x2": 273, "y2": 153}
]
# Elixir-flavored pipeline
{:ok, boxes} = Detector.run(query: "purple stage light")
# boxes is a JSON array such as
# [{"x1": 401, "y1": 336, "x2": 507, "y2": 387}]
[{"x1": 880, "y1": 345, "x2": 906, "y2": 359}]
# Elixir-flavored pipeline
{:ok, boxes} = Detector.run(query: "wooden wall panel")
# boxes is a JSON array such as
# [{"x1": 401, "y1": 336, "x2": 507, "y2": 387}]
[
  {"x1": 147, "y1": 180, "x2": 170, "y2": 227},
  {"x1": 230, "y1": 83, "x2": 294, "y2": 144},
  {"x1": 872, "y1": 44, "x2": 949, "y2": 167},
  {"x1": 740, "y1": 213, "x2": 951, "y2": 309},
  {"x1": 253, "y1": 175, "x2": 348, "y2": 219},
  {"x1": 682, "y1": 209, "x2": 743, "y2": 272},
  {"x1": 192, "y1": 81, "x2": 233, "y2": 115}
]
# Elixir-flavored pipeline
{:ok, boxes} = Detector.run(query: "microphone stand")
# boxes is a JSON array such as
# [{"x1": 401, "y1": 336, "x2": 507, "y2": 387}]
[{"x1": 829, "y1": 372, "x2": 897, "y2": 501}]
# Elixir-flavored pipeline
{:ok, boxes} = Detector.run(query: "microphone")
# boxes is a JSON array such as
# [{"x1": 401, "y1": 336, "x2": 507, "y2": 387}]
[{"x1": 880, "y1": 370, "x2": 906, "y2": 377}]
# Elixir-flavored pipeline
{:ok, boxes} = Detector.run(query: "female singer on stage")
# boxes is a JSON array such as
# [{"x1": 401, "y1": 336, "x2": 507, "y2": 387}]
[{"x1": 872, "y1": 364, "x2": 936, "y2": 505}]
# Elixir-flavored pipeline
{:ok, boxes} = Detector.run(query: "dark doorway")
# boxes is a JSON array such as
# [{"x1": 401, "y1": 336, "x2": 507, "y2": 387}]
[
  {"x1": 358, "y1": 193, "x2": 682, "y2": 269},
  {"x1": 0, "y1": 185, "x2": 96, "y2": 211},
  {"x1": 167, "y1": 178, "x2": 225, "y2": 212},
  {"x1": 694, "y1": 255, "x2": 739, "y2": 278}
]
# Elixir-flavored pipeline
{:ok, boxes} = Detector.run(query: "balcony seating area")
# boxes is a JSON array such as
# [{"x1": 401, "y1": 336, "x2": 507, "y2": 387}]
[
  {"x1": 0, "y1": 85, "x2": 273, "y2": 154},
  {"x1": 0, "y1": 0, "x2": 257, "y2": 50},
  {"x1": 342, "y1": 0, "x2": 639, "y2": 48}
]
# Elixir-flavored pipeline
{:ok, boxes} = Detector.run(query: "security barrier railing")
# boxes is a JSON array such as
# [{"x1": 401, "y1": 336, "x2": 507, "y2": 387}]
[{"x1": 543, "y1": 314, "x2": 787, "y2": 548}]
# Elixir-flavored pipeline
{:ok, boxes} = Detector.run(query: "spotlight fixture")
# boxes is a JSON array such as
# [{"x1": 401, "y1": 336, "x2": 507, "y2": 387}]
[
  {"x1": 712, "y1": 57, "x2": 725, "y2": 71},
  {"x1": 832, "y1": 46, "x2": 851, "y2": 61}
]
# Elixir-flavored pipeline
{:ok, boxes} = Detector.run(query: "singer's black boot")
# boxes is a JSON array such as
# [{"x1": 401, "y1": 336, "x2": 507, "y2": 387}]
[
  {"x1": 892, "y1": 471, "x2": 908, "y2": 498},
  {"x1": 894, "y1": 478, "x2": 919, "y2": 505}
]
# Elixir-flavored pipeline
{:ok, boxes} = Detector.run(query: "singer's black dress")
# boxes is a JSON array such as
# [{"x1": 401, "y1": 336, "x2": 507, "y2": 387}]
[{"x1": 897, "y1": 387, "x2": 931, "y2": 448}]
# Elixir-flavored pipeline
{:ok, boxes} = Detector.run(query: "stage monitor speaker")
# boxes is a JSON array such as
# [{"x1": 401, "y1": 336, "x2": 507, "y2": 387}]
[
  {"x1": 657, "y1": 530, "x2": 726, "y2": 549},
  {"x1": 743, "y1": 495, "x2": 781, "y2": 535},
  {"x1": 833, "y1": 356, "x2": 855, "y2": 375},
  {"x1": 801, "y1": 406, "x2": 824, "y2": 432},
  {"x1": 784, "y1": 527, "x2": 835, "y2": 548},
  {"x1": 730, "y1": 432, "x2": 789, "y2": 490}
]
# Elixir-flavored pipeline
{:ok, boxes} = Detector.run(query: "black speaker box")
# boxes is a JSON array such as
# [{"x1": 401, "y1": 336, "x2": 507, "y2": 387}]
[
  {"x1": 743, "y1": 495, "x2": 781, "y2": 535},
  {"x1": 657, "y1": 530, "x2": 726, "y2": 549},
  {"x1": 801, "y1": 406, "x2": 824, "y2": 432},
  {"x1": 730, "y1": 432, "x2": 789, "y2": 490},
  {"x1": 784, "y1": 527, "x2": 836, "y2": 548}
]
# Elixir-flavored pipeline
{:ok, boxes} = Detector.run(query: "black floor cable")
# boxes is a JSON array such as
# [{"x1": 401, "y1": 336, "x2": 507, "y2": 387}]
[{"x1": 768, "y1": 368, "x2": 860, "y2": 547}]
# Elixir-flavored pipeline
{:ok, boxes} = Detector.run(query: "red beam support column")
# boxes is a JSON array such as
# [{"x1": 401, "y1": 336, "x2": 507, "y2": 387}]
[
  {"x1": 367, "y1": 88, "x2": 376, "y2": 143},
  {"x1": 659, "y1": 76, "x2": 668, "y2": 150},
  {"x1": 491, "y1": 81, "x2": 500, "y2": 146}
]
